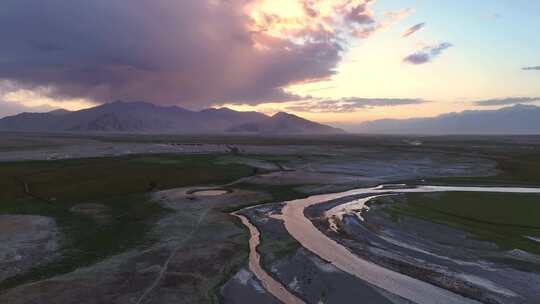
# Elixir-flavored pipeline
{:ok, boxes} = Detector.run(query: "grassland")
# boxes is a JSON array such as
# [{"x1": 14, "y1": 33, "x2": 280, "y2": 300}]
[
  {"x1": 0, "y1": 154, "x2": 256, "y2": 290},
  {"x1": 100, "y1": 134, "x2": 540, "y2": 186},
  {"x1": 224, "y1": 183, "x2": 309, "y2": 212},
  {"x1": 0, "y1": 154, "x2": 255, "y2": 202},
  {"x1": 385, "y1": 192, "x2": 540, "y2": 255},
  {"x1": 0, "y1": 194, "x2": 164, "y2": 290},
  {"x1": 2, "y1": 133, "x2": 540, "y2": 299},
  {"x1": 426, "y1": 152, "x2": 540, "y2": 186}
]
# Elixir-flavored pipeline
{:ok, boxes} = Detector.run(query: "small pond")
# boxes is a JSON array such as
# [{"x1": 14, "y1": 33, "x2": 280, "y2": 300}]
[{"x1": 190, "y1": 189, "x2": 230, "y2": 196}]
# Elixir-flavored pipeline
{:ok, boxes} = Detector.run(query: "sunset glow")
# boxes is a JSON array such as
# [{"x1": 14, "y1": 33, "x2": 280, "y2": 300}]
[
  {"x1": 2, "y1": 3, "x2": 540, "y2": 302},
  {"x1": 1, "y1": 0, "x2": 539, "y2": 126}
]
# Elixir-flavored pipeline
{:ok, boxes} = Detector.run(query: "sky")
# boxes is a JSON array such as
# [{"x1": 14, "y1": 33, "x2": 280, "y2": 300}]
[{"x1": 0, "y1": 0, "x2": 539, "y2": 125}]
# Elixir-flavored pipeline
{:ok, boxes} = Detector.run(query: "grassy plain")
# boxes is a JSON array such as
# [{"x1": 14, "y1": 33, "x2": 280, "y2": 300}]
[
  {"x1": 0, "y1": 154, "x2": 255, "y2": 290},
  {"x1": 0, "y1": 154, "x2": 254, "y2": 202},
  {"x1": 386, "y1": 192, "x2": 540, "y2": 255},
  {"x1": 2, "y1": 133, "x2": 540, "y2": 299}
]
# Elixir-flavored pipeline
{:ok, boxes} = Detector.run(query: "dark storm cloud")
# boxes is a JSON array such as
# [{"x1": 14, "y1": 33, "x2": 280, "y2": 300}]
[
  {"x1": 0, "y1": 0, "x2": 363, "y2": 108},
  {"x1": 402, "y1": 23, "x2": 425, "y2": 38},
  {"x1": 286, "y1": 97, "x2": 426, "y2": 113},
  {"x1": 474, "y1": 97, "x2": 540, "y2": 106},
  {"x1": 522, "y1": 66, "x2": 540, "y2": 71},
  {"x1": 403, "y1": 42, "x2": 453, "y2": 65}
]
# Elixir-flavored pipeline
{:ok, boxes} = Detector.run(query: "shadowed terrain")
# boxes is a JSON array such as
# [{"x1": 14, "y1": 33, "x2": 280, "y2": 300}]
[{"x1": 0, "y1": 133, "x2": 539, "y2": 303}]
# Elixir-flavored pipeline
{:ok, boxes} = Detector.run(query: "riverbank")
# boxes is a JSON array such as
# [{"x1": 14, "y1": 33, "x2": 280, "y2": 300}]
[{"x1": 233, "y1": 185, "x2": 540, "y2": 304}]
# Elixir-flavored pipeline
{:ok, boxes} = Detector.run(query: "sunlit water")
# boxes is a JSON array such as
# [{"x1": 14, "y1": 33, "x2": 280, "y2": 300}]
[
  {"x1": 233, "y1": 213, "x2": 305, "y2": 304},
  {"x1": 191, "y1": 189, "x2": 229, "y2": 196},
  {"x1": 237, "y1": 184, "x2": 540, "y2": 304},
  {"x1": 281, "y1": 185, "x2": 540, "y2": 304}
]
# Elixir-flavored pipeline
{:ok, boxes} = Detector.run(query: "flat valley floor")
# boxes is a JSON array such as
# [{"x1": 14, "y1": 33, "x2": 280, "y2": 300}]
[{"x1": 1, "y1": 133, "x2": 540, "y2": 304}]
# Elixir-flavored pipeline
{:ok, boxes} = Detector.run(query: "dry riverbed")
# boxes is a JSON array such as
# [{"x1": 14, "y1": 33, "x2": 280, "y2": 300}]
[
  {"x1": 0, "y1": 187, "x2": 271, "y2": 304},
  {"x1": 235, "y1": 185, "x2": 540, "y2": 304},
  {"x1": 3, "y1": 133, "x2": 540, "y2": 303},
  {"x1": 0, "y1": 215, "x2": 59, "y2": 282}
]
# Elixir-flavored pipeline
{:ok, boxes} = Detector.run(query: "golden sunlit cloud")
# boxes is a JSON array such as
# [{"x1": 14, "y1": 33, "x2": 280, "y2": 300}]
[
  {"x1": 3, "y1": 88, "x2": 96, "y2": 111},
  {"x1": 245, "y1": 0, "x2": 378, "y2": 45},
  {"x1": 241, "y1": 0, "x2": 416, "y2": 106}
]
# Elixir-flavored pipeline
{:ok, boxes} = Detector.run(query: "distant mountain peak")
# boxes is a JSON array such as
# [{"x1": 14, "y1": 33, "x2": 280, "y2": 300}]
[
  {"x1": 272, "y1": 111, "x2": 301, "y2": 119},
  {"x1": 228, "y1": 111, "x2": 344, "y2": 134},
  {"x1": 47, "y1": 109, "x2": 71, "y2": 116},
  {"x1": 200, "y1": 107, "x2": 235, "y2": 113},
  {"x1": 504, "y1": 103, "x2": 537, "y2": 111},
  {"x1": 272, "y1": 111, "x2": 291, "y2": 117}
]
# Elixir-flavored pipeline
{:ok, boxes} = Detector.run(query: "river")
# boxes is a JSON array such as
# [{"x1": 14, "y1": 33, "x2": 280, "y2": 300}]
[{"x1": 238, "y1": 185, "x2": 540, "y2": 304}]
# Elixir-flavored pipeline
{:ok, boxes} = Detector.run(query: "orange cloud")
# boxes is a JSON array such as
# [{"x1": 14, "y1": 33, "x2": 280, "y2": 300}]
[{"x1": 245, "y1": 0, "x2": 381, "y2": 44}]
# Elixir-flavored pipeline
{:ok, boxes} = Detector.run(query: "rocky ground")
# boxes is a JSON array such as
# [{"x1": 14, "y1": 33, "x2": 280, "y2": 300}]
[
  {"x1": 234, "y1": 204, "x2": 410, "y2": 304},
  {"x1": 0, "y1": 187, "x2": 270, "y2": 304},
  {"x1": 1, "y1": 133, "x2": 538, "y2": 304},
  {"x1": 303, "y1": 194, "x2": 540, "y2": 304},
  {"x1": 0, "y1": 215, "x2": 59, "y2": 283}
]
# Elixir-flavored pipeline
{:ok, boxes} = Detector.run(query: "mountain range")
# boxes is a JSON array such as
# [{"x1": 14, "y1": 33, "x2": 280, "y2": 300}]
[
  {"x1": 0, "y1": 101, "x2": 344, "y2": 134},
  {"x1": 351, "y1": 104, "x2": 540, "y2": 135},
  {"x1": 2, "y1": 102, "x2": 539, "y2": 135}
]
